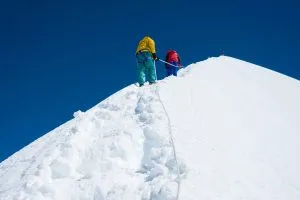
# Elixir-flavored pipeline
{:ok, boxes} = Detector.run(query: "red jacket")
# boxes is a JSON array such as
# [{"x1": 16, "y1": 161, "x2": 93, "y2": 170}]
[{"x1": 165, "y1": 50, "x2": 181, "y2": 67}]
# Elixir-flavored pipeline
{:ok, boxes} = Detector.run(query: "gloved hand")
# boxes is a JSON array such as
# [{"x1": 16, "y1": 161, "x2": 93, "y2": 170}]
[{"x1": 152, "y1": 53, "x2": 159, "y2": 61}]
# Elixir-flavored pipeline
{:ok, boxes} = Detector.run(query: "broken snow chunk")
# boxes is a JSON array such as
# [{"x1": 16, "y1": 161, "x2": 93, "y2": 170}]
[{"x1": 73, "y1": 110, "x2": 84, "y2": 118}]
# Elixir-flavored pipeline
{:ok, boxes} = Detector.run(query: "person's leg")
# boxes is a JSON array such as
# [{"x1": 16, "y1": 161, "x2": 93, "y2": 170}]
[
  {"x1": 173, "y1": 66, "x2": 179, "y2": 76},
  {"x1": 146, "y1": 60, "x2": 156, "y2": 83},
  {"x1": 136, "y1": 55, "x2": 146, "y2": 86},
  {"x1": 171, "y1": 62, "x2": 179, "y2": 76},
  {"x1": 144, "y1": 53, "x2": 156, "y2": 83},
  {"x1": 166, "y1": 67, "x2": 172, "y2": 76}
]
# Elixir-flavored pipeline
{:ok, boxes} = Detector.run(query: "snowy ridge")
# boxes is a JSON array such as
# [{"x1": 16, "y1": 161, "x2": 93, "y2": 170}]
[
  {"x1": 0, "y1": 81, "x2": 185, "y2": 200},
  {"x1": 1, "y1": 56, "x2": 300, "y2": 200}
]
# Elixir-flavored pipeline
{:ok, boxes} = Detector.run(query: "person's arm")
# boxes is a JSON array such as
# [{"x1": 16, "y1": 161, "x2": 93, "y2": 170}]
[
  {"x1": 148, "y1": 37, "x2": 159, "y2": 60},
  {"x1": 148, "y1": 37, "x2": 156, "y2": 54}
]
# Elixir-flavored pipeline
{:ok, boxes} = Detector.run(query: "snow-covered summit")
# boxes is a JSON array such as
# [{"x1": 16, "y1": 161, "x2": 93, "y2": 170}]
[{"x1": 1, "y1": 56, "x2": 300, "y2": 200}]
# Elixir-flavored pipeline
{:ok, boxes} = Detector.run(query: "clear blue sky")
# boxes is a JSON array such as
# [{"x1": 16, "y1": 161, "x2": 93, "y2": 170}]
[{"x1": 0, "y1": 0, "x2": 299, "y2": 162}]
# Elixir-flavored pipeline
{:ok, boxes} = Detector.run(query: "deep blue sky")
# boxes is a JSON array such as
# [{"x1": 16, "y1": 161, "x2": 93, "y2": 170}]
[{"x1": 0, "y1": 0, "x2": 299, "y2": 162}]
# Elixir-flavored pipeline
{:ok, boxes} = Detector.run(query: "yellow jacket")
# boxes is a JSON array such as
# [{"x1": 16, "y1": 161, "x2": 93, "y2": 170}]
[{"x1": 136, "y1": 36, "x2": 156, "y2": 54}]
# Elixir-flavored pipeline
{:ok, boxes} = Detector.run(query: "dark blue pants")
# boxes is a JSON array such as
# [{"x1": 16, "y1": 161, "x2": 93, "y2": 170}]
[{"x1": 166, "y1": 61, "x2": 179, "y2": 76}]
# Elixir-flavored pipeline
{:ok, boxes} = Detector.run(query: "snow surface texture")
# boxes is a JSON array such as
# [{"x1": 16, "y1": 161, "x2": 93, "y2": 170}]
[{"x1": 1, "y1": 56, "x2": 300, "y2": 200}]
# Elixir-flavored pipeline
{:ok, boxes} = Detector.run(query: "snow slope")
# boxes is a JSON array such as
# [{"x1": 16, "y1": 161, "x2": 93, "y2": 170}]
[{"x1": 1, "y1": 56, "x2": 300, "y2": 200}]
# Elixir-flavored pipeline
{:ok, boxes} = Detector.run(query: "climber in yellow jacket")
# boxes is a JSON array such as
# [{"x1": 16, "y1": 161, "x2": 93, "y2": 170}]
[{"x1": 135, "y1": 36, "x2": 159, "y2": 87}]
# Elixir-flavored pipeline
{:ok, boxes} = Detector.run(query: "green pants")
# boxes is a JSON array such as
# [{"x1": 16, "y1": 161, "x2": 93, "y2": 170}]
[{"x1": 136, "y1": 51, "x2": 157, "y2": 85}]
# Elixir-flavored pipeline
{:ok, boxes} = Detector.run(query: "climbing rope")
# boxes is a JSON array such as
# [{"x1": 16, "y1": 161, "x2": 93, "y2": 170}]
[{"x1": 155, "y1": 84, "x2": 181, "y2": 200}]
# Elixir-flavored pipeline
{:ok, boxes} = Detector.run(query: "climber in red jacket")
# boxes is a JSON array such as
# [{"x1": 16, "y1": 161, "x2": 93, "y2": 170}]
[{"x1": 165, "y1": 49, "x2": 182, "y2": 76}]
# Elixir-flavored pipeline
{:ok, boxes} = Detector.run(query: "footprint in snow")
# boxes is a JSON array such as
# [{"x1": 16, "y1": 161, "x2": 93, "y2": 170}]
[
  {"x1": 135, "y1": 101, "x2": 146, "y2": 114},
  {"x1": 145, "y1": 166, "x2": 164, "y2": 182},
  {"x1": 139, "y1": 113, "x2": 154, "y2": 124},
  {"x1": 98, "y1": 103, "x2": 121, "y2": 112}
]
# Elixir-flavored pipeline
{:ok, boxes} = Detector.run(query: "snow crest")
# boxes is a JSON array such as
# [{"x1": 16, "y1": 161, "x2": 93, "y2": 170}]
[{"x1": 1, "y1": 56, "x2": 300, "y2": 200}]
